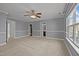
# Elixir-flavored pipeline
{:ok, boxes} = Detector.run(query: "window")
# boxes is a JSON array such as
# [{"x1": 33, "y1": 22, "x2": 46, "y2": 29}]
[
  {"x1": 76, "y1": 4, "x2": 79, "y2": 23},
  {"x1": 69, "y1": 26, "x2": 74, "y2": 41},
  {"x1": 74, "y1": 24, "x2": 79, "y2": 44},
  {"x1": 66, "y1": 6, "x2": 75, "y2": 41},
  {"x1": 74, "y1": 4, "x2": 79, "y2": 46},
  {"x1": 66, "y1": 4, "x2": 79, "y2": 47}
]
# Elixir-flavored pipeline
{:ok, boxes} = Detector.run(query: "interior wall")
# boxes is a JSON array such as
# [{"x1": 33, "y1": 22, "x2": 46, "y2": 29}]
[
  {"x1": 7, "y1": 19, "x2": 28, "y2": 38},
  {"x1": 7, "y1": 20, "x2": 15, "y2": 40},
  {"x1": 40, "y1": 18, "x2": 65, "y2": 39},
  {"x1": 28, "y1": 18, "x2": 65, "y2": 39},
  {"x1": 0, "y1": 14, "x2": 7, "y2": 44},
  {"x1": 27, "y1": 21, "x2": 40, "y2": 36},
  {"x1": 15, "y1": 20, "x2": 28, "y2": 37}
]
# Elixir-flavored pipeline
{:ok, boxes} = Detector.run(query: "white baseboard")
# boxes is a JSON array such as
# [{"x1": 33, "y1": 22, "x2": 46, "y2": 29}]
[
  {"x1": 0, "y1": 42, "x2": 6, "y2": 46},
  {"x1": 32, "y1": 36, "x2": 41, "y2": 38},
  {"x1": 46, "y1": 37, "x2": 64, "y2": 40},
  {"x1": 15, "y1": 35, "x2": 64, "y2": 41},
  {"x1": 15, "y1": 35, "x2": 29, "y2": 39},
  {"x1": 32, "y1": 36, "x2": 64, "y2": 40}
]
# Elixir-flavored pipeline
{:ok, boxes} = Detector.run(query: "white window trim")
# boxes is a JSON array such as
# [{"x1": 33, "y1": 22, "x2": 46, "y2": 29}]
[{"x1": 66, "y1": 37, "x2": 79, "y2": 55}]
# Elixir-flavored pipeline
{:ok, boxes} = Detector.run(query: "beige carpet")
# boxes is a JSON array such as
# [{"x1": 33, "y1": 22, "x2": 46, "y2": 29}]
[{"x1": 0, "y1": 36, "x2": 69, "y2": 56}]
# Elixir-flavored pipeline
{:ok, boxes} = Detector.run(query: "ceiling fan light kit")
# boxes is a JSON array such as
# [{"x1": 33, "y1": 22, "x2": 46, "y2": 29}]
[{"x1": 30, "y1": 15, "x2": 36, "y2": 19}]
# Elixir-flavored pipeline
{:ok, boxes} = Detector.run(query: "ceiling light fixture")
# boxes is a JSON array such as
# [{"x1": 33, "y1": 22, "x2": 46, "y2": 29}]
[
  {"x1": 24, "y1": 10, "x2": 42, "y2": 19},
  {"x1": 30, "y1": 15, "x2": 36, "y2": 19}
]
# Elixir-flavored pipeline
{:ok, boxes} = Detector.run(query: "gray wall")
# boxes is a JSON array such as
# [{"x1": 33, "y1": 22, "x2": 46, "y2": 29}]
[
  {"x1": 40, "y1": 18, "x2": 65, "y2": 39},
  {"x1": 15, "y1": 20, "x2": 28, "y2": 37},
  {"x1": 0, "y1": 14, "x2": 7, "y2": 44},
  {"x1": 7, "y1": 19, "x2": 28, "y2": 38},
  {"x1": 28, "y1": 21, "x2": 40, "y2": 36},
  {"x1": 28, "y1": 18, "x2": 65, "y2": 39},
  {"x1": 32, "y1": 21, "x2": 40, "y2": 36},
  {"x1": 0, "y1": 15, "x2": 28, "y2": 43}
]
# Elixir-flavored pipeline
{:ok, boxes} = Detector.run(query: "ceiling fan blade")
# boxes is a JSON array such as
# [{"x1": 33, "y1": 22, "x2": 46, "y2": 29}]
[
  {"x1": 36, "y1": 13, "x2": 42, "y2": 15},
  {"x1": 36, "y1": 16, "x2": 41, "y2": 18}
]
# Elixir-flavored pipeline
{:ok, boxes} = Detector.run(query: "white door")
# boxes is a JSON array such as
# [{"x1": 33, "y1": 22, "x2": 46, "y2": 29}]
[
  {"x1": 7, "y1": 23, "x2": 10, "y2": 41},
  {"x1": 10, "y1": 21, "x2": 15, "y2": 38},
  {"x1": 7, "y1": 20, "x2": 15, "y2": 42}
]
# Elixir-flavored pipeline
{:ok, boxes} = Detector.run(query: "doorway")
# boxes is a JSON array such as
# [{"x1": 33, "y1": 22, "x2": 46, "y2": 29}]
[
  {"x1": 7, "y1": 23, "x2": 10, "y2": 41},
  {"x1": 42, "y1": 23, "x2": 47, "y2": 37},
  {"x1": 30, "y1": 24, "x2": 32, "y2": 36},
  {"x1": 6, "y1": 20, "x2": 15, "y2": 42}
]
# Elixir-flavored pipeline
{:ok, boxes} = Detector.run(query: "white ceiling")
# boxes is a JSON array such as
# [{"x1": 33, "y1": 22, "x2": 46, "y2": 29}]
[{"x1": 0, "y1": 3, "x2": 66, "y2": 22}]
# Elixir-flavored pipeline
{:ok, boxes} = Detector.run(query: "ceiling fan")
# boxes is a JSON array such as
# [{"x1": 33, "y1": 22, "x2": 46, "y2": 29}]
[{"x1": 24, "y1": 10, "x2": 42, "y2": 19}]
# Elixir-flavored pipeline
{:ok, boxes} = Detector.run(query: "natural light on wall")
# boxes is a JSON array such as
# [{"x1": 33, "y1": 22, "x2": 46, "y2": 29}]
[{"x1": 66, "y1": 4, "x2": 79, "y2": 47}]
